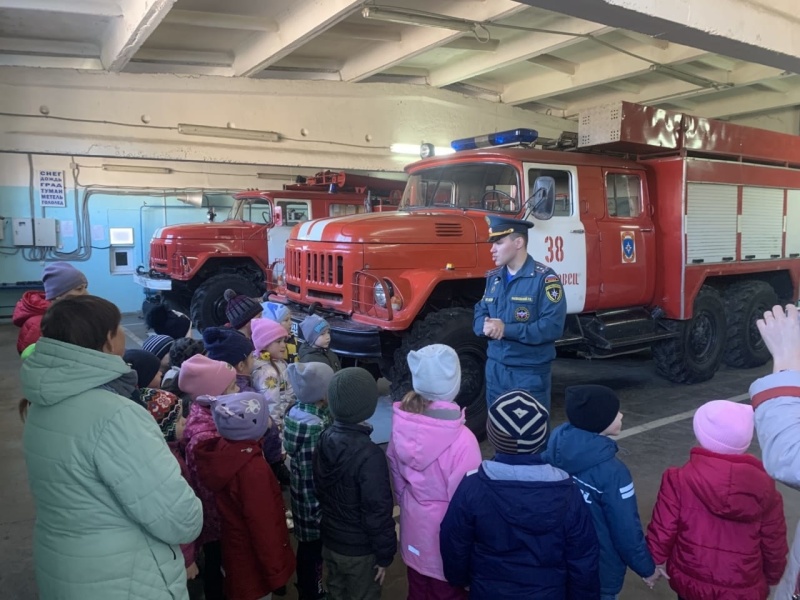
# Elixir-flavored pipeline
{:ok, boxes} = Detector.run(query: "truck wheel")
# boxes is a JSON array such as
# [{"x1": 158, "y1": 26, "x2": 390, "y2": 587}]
[
  {"x1": 723, "y1": 281, "x2": 777, "y2": 368},
  {"x1": 389, "y1": 308, "x2": 488, "y2": 438},
  {"x1": 652, "y1": 285, "x2": 727, "y2": 384},
  {"x1": 190, "y1": 274, "x2": 261, "y2": 332}
]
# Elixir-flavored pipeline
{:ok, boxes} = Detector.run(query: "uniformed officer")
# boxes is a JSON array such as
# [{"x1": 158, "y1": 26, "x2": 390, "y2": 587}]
[{"x1": 473, "y1": 215, "x2": 567, "y2": 412}]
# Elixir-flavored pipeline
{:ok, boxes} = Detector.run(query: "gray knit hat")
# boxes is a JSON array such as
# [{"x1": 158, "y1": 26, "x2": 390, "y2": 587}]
[
  {"x1": 327, "y1": 367, "x2": 378, "y2": 424},
  {"x1": 300, "y1": 314, "x2": 330, "y2": 346},
  {"x1": 487, "y1": 390, "x2": 549, "y2": 454},
  {"x1": 42, "y1": 262, "x2": 87, "y2": 300},
  {"x1": 287, "y1": 362, "x2": 335, "y2": 404}
]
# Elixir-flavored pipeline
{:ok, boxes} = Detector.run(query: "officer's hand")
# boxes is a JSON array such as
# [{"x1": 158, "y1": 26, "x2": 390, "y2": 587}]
[{"x1": 484, "y1": 318, "x2": 505, "y2": 340}]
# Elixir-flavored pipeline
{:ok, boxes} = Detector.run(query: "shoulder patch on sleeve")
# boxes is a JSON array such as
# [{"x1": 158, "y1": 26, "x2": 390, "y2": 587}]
[{"x1": 619, "y1": 482, "x2": 635, "y2": 500}]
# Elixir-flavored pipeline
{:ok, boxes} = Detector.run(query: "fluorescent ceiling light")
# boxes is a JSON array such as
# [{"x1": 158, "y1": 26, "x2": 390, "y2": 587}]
[
  {"x1": 178, "y1": 123, "x2": 281, "y2": 142},
  {"x1": 391, "y1": 143, "x2": 455, "y2": 156},
  {"x1": 362, "y1": 6, "x2": 475, "y2": 31},
  {"x1": 102, "y1": 164, "x2": 172, "y2": 174}
]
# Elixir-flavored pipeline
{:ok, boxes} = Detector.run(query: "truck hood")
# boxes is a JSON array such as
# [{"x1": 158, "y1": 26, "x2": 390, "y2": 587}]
[
  {"x1": 292, "y1": 211, "x2": 477, "y2": 244},
  {"x1": 154, "y1": 221, "x2": 264, "y2": 241}
]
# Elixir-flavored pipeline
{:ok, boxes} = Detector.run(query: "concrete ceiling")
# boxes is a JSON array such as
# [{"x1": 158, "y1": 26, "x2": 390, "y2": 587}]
[{"x1": 0, "y1": 0, "x2": 797, "y2": 123}]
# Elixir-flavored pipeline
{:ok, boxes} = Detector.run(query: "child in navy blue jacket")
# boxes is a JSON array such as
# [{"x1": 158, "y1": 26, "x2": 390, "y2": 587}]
[
  {"x1": 440, "y1": 390, "x2": 599, "y2": 599},
  {"x1": 543, "y1": 385, "x2": 658, "y2": 600}
]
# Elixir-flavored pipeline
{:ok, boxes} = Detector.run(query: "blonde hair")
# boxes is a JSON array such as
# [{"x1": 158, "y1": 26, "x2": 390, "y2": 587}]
[{"x1": 400, "y1": 390, "x2": 431, "y2": 414}]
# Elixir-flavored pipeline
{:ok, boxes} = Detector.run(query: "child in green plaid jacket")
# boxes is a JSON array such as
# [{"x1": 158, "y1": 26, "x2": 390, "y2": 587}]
[{"x1": 285, "y1": 362, "x2": 336, "y2": 600}]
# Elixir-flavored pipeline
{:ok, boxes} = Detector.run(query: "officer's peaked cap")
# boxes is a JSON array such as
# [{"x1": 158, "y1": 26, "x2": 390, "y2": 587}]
[{"x1": 486, "y1": 215, "x2": 533, "y2": 242}]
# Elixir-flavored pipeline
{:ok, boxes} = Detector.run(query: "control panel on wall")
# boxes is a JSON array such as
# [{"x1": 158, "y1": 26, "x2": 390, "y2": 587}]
[
  {"x1": 12, "y1": 218, "x2": 58, "y2": 247},
  {"x1": 109, "y1": 227, "x2": 135, "y2": 275}
]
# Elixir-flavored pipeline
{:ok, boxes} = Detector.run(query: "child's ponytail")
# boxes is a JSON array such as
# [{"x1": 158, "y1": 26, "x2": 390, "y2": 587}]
[
  {"x1": 18, "y1": 398, "x2": 30, "y2": 422},
  {"x1": 400, "y1": 390, "x2": 430, "y2": 414}
]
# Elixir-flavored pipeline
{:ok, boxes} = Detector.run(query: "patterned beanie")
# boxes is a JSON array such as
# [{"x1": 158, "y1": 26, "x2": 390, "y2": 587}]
[
  {"x1": 487, "y1": 390, "x2": 549, "y2": 454},
  {"x1": 287, "y1": 362, "x2": 335, "y2": 404},
  {"x1": 693, "y1": 400, "x2": 754, "y2": 455},
  {"x1": 144, "y1": 303, "x2": 192, "y2": 339},
  {"x1": 203, "y1": 326, "x2": 255, "y2": 367},
  {"x1": 328, "y1": 367, "x2": 378, "y2": 424},
  {"x1": 251, "y1": 318, "x2": 287, "y2": 353},
  {"x1": 300, "y1": 314, "x2": 330, "y2": 347},
  {"x1": 224, "y1": 289, "x2": 263, "y2": 330},
  {"x1": 565, "y1": 385, "x2": 620, "y2": 434},
  {"x1": 123, "y1": 349, "x2": 162, "y2": 388},
  {"x1": 178, "y1": 354, "x2": 237, "y2": 400},
  {"x1": 169, "y1": 337, "x2": 205, "y2": 368},
  {"x1": 261, "y1": 301, "x2": 290, "y2": 324},
  {"x1": 42, "y1": 262, "x2": 87, "y2": 300},
  {"x1": 212, "y1": 392, "x2": 270, "y2": 441},
  {"x1": 408, "y1": 344, "x2": 460, "y2": 402},
  {"x1": 141, "y1": 334, "x2": 175, "y2": 360},
  {"x1": 142, "y1": 388, "x2": 182, "y2": 442}
]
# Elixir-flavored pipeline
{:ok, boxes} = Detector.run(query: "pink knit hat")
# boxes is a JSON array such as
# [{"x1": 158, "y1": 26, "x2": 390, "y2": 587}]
[
  {"x1": 693, "y1": 400, "x2": 754, "y2": 455},
  {"x1": 251, "y1": 318, "x2": 287, "y2": 353},
  {"x1": 178, "y1": 354, "x2": 237, "y2": 400}
]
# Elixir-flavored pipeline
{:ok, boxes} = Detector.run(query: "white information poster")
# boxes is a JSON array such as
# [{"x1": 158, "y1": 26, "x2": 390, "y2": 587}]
[{"x1": 39, "y1": 170, "x2": 67, "y2": 207}]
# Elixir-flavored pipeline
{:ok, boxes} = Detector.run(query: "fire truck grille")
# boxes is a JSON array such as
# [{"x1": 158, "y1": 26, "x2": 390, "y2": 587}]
[
  {"x1": 435, "y1": 222, "x2": 463, "y2": 237},
  {"x1": 151, "y1": 243, "x2": 168, "y2": 268},
  {"x1": 287, "y1": 249, "x2": 344, "y2": 286}
]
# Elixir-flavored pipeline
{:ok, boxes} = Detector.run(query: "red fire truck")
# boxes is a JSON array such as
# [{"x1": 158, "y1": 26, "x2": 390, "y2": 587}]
[
  {"x1": 277, "y1": 102, "x2": 800, "y2": 433},
  {"x1": 134, "y1": 171, "x2": 405, "y2": 330}
]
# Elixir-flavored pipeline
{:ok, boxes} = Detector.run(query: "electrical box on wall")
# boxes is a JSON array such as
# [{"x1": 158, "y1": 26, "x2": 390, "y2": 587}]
[
  {"x1": 34, "y1": 218, "x2": 57, "y2": 247},
  {"x1": 12, "y1": 219, "x2": 34, "y2": 246}
]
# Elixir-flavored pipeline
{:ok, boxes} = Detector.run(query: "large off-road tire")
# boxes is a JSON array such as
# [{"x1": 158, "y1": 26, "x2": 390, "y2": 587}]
[
  {"x1": 723, "y1": 280, "x2": 777, "y2": 368},
  {"x1": 652, "y1": 285, "x2": 727, "y2": 384},
  {"x1": 190, "y1": 274, "x2": 261, "y2": 332},
  {"x1": 389, "y1": 308, "x2": 488, "y2": 438}
]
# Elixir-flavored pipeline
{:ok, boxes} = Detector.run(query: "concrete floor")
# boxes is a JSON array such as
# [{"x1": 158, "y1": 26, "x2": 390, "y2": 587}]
[{"x1": 0, "y1": 314, "x2": 795, "y2": 599}]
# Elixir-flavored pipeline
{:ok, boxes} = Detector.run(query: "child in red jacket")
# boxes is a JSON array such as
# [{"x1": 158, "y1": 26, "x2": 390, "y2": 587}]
[
  {"x1": 646, "y1": 400, "x2": 787, "y2": 600},
  {"x1": 194, "y1": 391, "x2": 295, "y2": 600}
]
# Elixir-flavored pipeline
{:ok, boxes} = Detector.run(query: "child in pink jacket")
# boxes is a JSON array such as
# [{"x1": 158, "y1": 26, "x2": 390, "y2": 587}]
[{"x1": 387, "y1": 344, "x2": 482, "y2": 600}]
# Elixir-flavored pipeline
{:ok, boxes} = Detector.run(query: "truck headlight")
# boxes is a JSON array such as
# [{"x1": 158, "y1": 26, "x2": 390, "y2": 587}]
[{"x1": 373, "y1": 280, "x2": 393, "y2": 307}]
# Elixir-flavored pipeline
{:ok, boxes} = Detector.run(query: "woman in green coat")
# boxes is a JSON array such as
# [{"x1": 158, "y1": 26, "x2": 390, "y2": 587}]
[{"x1": 20, "y1": 295, "x2": 203, "y2": 600}]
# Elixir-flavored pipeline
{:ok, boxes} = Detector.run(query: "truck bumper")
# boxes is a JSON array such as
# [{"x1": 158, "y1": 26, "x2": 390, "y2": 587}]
[
  {"x1": 289, "y1": 308, "x2": 382, "y2": 359},
  {"x1": 133, "y1": 273, "x2": 173, "y2": 291}
]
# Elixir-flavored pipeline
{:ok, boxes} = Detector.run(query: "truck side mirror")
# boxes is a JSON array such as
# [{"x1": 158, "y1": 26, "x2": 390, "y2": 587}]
[{"x1": 528, "y1": 176, "x2": 556, "y2": 220}]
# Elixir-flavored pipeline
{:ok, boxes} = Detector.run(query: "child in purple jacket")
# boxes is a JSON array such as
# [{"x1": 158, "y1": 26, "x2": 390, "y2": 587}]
[{"x1": 386, "y1": 344, "x2": 482, "y2": 599}]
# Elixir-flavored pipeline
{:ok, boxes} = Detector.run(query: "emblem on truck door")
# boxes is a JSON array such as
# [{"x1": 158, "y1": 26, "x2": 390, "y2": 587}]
[{"x1": 621, "y1": 231, "x2": 637, "y2": 263}]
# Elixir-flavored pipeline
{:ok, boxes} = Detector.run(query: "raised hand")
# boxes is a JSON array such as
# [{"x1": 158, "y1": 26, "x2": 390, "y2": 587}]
[{"x1": 757, "y1": 305, "x2": 800, "y2": 373}]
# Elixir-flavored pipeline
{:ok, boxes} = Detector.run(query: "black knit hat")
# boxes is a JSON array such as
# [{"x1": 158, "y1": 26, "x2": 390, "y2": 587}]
[
  {"x1": 328, "y1": 367, "x2": 378, "y2": 424},
  {"x1": 565, "y1": 385, "x2": 620, "y2": 434},
  {"x1": 169, "y1": 337, "x2": 205, "y2": 368},
  {"x1": 144, "y1": 303, "x2": 192, "y2": 339},
  {"x1": 487, "y1": 390, "x2": 549, "y2": 454},
  {"x1": 224, "y1": 289, "x2": 263, "y2": 329},
  {"x1": 203, "y1": 327, "x2": 255, "y2": 367},
  {"x1": 124, "y1": 349, "x2": 163, "y2": 388}
]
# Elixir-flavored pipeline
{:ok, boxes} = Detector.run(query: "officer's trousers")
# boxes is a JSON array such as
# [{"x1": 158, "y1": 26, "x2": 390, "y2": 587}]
[{"x1": 485, "y1": 358, "x2": 552, "y2": 412}]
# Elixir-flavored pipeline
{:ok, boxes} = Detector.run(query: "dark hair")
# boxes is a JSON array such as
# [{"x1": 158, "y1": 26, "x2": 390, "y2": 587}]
[
  {"x1": 509, "y1": 231, "x2": 528, "y2": 245},
  {"x1": 19, "y1": 399, "x2": 29, "y2": 422},
  {"x1": 41, "y1": 295, "x2": 121, "y2": 352}
]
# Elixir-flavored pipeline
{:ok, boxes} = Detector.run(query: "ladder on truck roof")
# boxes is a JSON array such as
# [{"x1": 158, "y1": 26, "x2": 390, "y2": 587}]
[{"x1": 284, "y1": 170, "x2": 406, "y2": 195}]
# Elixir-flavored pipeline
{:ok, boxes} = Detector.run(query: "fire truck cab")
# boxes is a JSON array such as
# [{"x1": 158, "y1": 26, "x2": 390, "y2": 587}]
[{"x1": 278, "y1": 103, "x2": 800, "y2": 434}]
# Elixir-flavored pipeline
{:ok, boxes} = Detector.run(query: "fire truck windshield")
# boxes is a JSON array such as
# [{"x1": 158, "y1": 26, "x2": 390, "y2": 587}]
[{"x1": 400, "y1": 162, "x2": 521, "y2": 213}]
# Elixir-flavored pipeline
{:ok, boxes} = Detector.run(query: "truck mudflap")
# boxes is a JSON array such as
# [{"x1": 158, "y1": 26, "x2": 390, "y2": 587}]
[
  {"x1": 289, "y1": 308, "x2": 382, "y2": 359},
  {"x1": 133, "y1": 273, "x2": 172, "y2": 291}
]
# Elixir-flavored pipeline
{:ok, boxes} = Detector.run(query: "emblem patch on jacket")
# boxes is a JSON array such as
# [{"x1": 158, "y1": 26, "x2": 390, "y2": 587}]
[
  {"x1": 514, "y1": 306, "x2": 530, "y2": 321},
  {"x1": 545, "y1": 283, "x2": 563, "y2": 303}
]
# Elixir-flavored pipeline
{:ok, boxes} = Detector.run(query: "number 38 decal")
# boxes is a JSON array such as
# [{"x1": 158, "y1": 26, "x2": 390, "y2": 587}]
[{"x1": 544, "y1": 235, "x2": 564, "y2": 263}]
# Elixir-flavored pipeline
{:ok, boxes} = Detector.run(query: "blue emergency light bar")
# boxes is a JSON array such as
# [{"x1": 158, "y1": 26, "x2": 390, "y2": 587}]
[{"x1": 450, "y1": 128, "x2": 539, "y2": 152}]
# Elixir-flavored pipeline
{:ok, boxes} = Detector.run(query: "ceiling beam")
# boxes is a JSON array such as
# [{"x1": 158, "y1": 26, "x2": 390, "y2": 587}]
[
  {"x1": 528, "y1": 54, "x2": 577, "y2": 75},
  {"x1": 232, "y1": 0, "x2": 364, "y2": 77},
  {"x1": 0, "y1": 55, "x2": 103, "y2": 69},
  {"x1": 101, "y1": 0, "x2": 177, "y2": 72},
  {"x1": 339, "y1": 0, "x2": 525, "y2": 83},
  {"x1": 0, "y1": 37, "x2": 99, "y2": 57},
  {"x1": 133, "y1": 48, "x2": 233, "y2": 66},
  {"x1": 124, "y1": 62, "x2": 235, "y2": 76},
  {"x1": 604, "y1": 80, "x2": 642, "y2": 93},
  {"x1": 442, "y1": 37, "x2": 500, "y2": 52},
  {"x1": 695, "y1": 55, "x2": 739, "y2": 71},
  {"x1": 428, "y1": 17, "x2": 610, "y2": 88},
  {"x1": 695, "y1": 87, "x2": 800, "y2": 119},
  {"x1": 162, "y1": 9, "x2": 278, "y2": 32},
  {"x1": 502, "y1": 41, "x2": 708, "y2": 105},
  {"x1": 0, "y1": 0, "x2": 121, "y2": 17},
  {"x1": 321, "y1": 23, "x2": 401, "y2": 42},
  {"x1": 618, "y1": 29, "x2": 668, "y2": 49}
]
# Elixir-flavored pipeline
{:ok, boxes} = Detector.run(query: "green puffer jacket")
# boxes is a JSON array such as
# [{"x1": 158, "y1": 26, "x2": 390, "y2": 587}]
[{"x1": 21, "y1": 338, "x2": 203, "y2": 599}]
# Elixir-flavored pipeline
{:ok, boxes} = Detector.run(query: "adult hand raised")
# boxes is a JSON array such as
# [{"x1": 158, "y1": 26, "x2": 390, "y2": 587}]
[{"x1": 757, "y1": 305, "x2": 800, "y2": 373}]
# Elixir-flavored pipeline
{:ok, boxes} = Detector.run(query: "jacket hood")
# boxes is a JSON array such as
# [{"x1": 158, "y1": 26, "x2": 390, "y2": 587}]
[
  {"x1": 193, "y1": 437, "x2": 263, "y2": 492},
  {"x1": 21, "y1": 337, "x2": 133, "y2": 407},
  {"x1": 544, "y1": 424, "x2": 618, "y2": 473},
  {"x1": 683, "y1": 447, "x2": 773, "y2": 522},
  {"x1": 12, "y1": 290, "x2": 49, "y2": 327},
  {"x1": 478, "y1": 458, "x2": 575, "y2": 534},
  {"x1": 390, "y1": 402, "x2": 466, "y2": 471},
  {"x1": 315, "y1": 422, "x2": 372, "y2": 488}
]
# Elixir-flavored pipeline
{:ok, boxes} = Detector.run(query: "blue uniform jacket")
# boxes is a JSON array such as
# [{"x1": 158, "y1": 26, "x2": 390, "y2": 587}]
[
  {"x1": 542, "y1": 424, "x2": 655, "y2": 595},
  {"x1": 473, "y1": 254, "x2": 567, "y2": 367},
  {"x1": 440, "y1": 453, "x2": 600, "y2": 599}
]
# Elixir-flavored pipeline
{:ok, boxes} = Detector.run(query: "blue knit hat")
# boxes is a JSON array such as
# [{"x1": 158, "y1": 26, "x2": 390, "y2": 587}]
[
  {"x1": 224, "y1": 289, "x2": 262, "y2": 329},
  {"x1": 261, "y1": 301, "x2": 290, "y2": 324},
  {"x1": 203, "y1": 327, "x2": 255, "y2": 367},
  {"x1": 141, "y1": 334, "x2": 175, "y2": 360}
]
